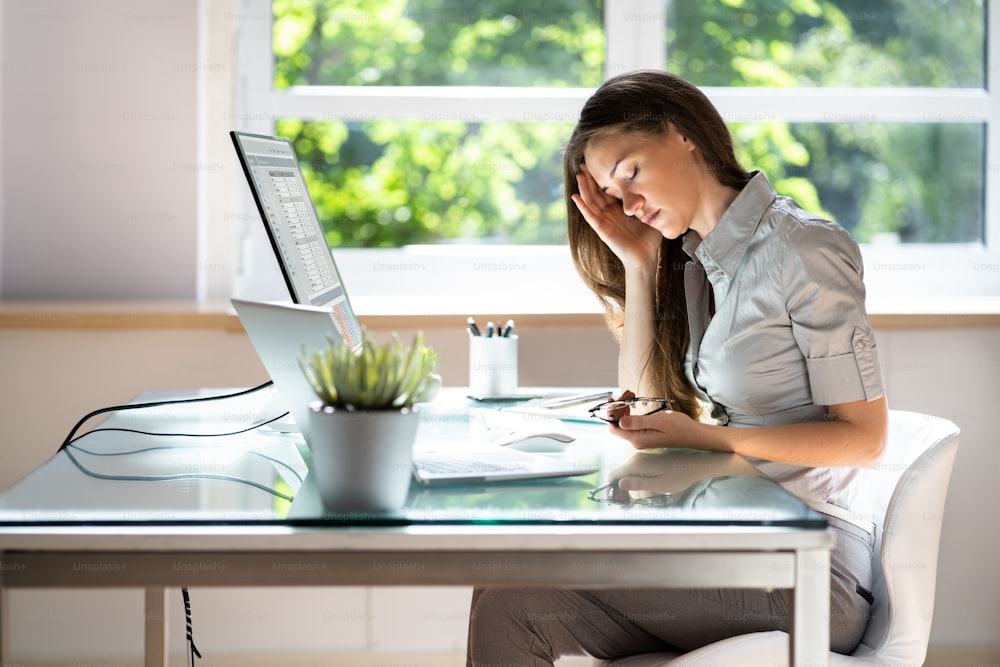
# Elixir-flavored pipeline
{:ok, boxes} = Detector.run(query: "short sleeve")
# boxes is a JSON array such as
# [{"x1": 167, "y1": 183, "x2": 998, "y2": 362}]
[{"x1": 783, "y1": 221, "x2": 885, "y2": 406}]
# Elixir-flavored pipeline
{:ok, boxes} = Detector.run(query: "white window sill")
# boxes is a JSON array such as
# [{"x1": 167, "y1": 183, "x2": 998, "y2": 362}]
[
  {"x1": 330, "y1": 245, "x2": 1000, "y2": 322},
  {"x1": 5, "y1": 246, "x2": 1000, "y2": 329},
  {"x1": 221, "y1": 242, "x2": 1000, "y2": 327}
]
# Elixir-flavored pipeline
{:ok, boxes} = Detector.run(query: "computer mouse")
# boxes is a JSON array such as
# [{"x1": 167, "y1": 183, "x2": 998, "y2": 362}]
[{"x1": 499, "y1": 432, "x2": 576, "y2": 453}]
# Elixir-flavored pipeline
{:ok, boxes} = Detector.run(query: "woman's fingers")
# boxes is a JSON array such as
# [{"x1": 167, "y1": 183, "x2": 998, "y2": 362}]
[
  {"x1": 575, "y1": 166, "x2": 620, "y2": 217},
  {"x1": 575, "y1": 164, "x2": 603, "y2": 202},
  {"x1": 573, "y1": 188, "x2": 623, "y2": 240},
  {"x1": 570, "y1": 192, "x2": 596, "y2": 223}
]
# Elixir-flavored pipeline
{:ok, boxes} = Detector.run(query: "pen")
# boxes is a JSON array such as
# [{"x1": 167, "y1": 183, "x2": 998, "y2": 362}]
[
  {"x1": 467, "y1": 317, "x2": 481, "y2": 337},
  {"x1": 537, "y1": 390, "x2": 614, "y2": 409},
  {"x1": 500, "y1": 319, "x2": 515, "y2": 337},
  {"x1": 485, "y1": 321, "x2": 495, "y2": 337}
]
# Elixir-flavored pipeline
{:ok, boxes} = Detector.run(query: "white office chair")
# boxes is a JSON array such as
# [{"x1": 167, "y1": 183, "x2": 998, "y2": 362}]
[{"x1": 591, "y1": 409, "x2": 961, "y2": 667}]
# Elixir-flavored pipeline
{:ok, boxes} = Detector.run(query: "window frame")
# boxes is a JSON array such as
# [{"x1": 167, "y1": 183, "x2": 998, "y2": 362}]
[{"x1": 226, "y1": 0, "x2": 1000, "y2": 313}]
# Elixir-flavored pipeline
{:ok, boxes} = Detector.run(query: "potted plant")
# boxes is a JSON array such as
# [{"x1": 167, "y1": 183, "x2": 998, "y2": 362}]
[{"x1": 299, "y1": 330, "x2": 440, "y2": 513}]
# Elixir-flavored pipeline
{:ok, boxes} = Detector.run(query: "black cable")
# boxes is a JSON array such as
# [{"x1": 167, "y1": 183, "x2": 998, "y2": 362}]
[
  {"x1": 57, "y1": 381, "x2": 275, "y2": 452},
  {"x1": 183, "y1": 587, "x2": 202, "y2": 666},
  {"x1": 55, "y1": 383, "x2": 301, "y2": 501},
  {"x1": 62, "y1": 410, "x2": 291, "y2": 448}
]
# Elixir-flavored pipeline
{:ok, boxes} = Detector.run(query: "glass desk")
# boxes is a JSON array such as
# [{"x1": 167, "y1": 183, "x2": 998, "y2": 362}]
[{"x1": 0, "y1": 386, "x2": 833, "y2": 666}]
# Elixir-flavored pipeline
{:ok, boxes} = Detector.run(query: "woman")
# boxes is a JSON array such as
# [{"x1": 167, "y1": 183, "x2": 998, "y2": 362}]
[{"x1": 466, "y1": 70, "x2": 888, "y2": 665}]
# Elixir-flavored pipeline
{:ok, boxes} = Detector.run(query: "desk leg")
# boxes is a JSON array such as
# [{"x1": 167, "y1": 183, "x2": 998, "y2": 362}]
[
  {"x1": 0, "y1": 584, "x2": 9, "y2": 665},
  {"x1": 145, "y1": 587, "x2": 168, "y2": 667},
  {"x1": 791, "y1": 547, "x2": 830, "y2": 666}
]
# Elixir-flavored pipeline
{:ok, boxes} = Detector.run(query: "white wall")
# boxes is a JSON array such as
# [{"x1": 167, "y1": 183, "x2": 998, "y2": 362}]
[
  {"x1": 0, "y1": 0, "x2": 7, "y2": 297},
  {"x1": 0, "y1": 0, "x2": 199, "y2": 299},
  {"x1": 874, "y1": 326, "x2": 1000, "y2": 645}
]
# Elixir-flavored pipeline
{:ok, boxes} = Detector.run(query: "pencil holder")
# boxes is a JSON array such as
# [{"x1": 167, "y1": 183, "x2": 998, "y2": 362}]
[{"x1": 468, "y1": 334, "x2": 518, "y2": 399}]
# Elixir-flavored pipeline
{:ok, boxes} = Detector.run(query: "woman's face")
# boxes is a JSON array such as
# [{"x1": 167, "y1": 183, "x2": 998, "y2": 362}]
[{"x1": 581, "y1": 123, "x2": 703, "y2": 239}]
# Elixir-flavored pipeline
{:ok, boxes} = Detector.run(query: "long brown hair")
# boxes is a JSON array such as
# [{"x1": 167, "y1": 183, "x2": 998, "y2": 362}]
[{"x1": 564, "y1": 70, "x2": 752, "y2": 419}]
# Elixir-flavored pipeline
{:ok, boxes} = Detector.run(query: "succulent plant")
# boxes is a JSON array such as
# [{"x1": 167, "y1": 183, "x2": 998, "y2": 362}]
[{"x1": 300, "y1": 330, "x2": 439, "y2": 410}]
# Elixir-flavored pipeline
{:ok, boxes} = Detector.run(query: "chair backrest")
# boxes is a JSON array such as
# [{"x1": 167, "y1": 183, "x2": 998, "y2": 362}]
[{"x1": 852, "y1": 410, "x2": 960, "y2": 663}]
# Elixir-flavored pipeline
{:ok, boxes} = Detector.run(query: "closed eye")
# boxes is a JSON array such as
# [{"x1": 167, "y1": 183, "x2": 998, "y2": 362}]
[
  {"x1": 599, "y1": 185, "x2": 623, "y2": 202},
  {"x1": 600, "y1": 166, "x2": 637, "y2": 199}
]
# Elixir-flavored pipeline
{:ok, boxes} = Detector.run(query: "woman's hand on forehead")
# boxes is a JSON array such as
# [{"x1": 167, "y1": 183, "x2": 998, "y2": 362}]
[{"x1": 572, "y1": 163, "x2": 662, "y2": 270}]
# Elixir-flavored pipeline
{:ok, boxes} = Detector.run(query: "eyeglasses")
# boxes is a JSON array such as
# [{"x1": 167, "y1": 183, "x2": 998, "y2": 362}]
[
  {"x1": 587, "y1": 397, "x2": 677, "y2": 424},
  {"x1": 587, "y1": 480, "x2": 674, "y2": 506}
]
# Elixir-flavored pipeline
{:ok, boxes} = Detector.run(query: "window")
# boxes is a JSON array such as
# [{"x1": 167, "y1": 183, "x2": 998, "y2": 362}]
[
  {"x1": 269, "y1": 2, "x2": 600, "y2": 248},
  {"x1": 667, "y1": 0, "x2": 986, "y2": 246},
  {"x1": 231, "y1": 0, "x2": 1000, "y2": 311}
]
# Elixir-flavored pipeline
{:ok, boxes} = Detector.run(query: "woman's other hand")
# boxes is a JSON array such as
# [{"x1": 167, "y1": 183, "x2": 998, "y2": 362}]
[
  {"x1": 612, "y1": 396, "x2": 889, "y2": 468},
  {"x1": 611, "y1": 407, "x2": 703, "y2": 450}
]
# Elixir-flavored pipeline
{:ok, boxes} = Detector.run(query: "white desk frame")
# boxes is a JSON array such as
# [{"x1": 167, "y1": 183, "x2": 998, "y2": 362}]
[{"x1": 1, "y1": 523, "x2": 833, "y2": 666}]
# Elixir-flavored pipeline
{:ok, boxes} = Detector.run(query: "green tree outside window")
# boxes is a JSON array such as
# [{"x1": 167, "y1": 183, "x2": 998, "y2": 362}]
[{"x1": 272, "y1": 0, "x2": 984, "y2": 248}]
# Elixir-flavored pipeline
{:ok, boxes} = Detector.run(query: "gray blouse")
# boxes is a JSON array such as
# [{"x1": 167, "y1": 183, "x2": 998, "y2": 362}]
[{"x1": 681, "y1": 171, "x2": 885, "y2": 514}]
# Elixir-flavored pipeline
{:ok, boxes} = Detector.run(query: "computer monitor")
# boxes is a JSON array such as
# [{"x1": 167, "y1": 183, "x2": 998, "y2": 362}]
[{"x1": 230, "y1": 130, "x2": 362, "y2": 349}]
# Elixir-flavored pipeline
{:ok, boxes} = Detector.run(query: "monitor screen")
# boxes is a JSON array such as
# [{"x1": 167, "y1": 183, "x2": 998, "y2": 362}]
[{"x1": 230, "y1": 131, "x2": 362, "y2": 349}]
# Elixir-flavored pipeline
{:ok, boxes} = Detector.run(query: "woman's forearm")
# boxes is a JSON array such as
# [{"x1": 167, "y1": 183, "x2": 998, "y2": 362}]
[
  {"x1": 618, "y1": 264, "x2": 660, "y2": 395},
  {"x1": 692, "y1": 397, "x2": 889, "y2": 468}
]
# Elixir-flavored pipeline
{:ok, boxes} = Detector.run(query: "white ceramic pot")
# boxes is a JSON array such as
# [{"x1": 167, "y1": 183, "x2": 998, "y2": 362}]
[{"x1": 305, "y1": 402, "x2": 419, "y2": 513}]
